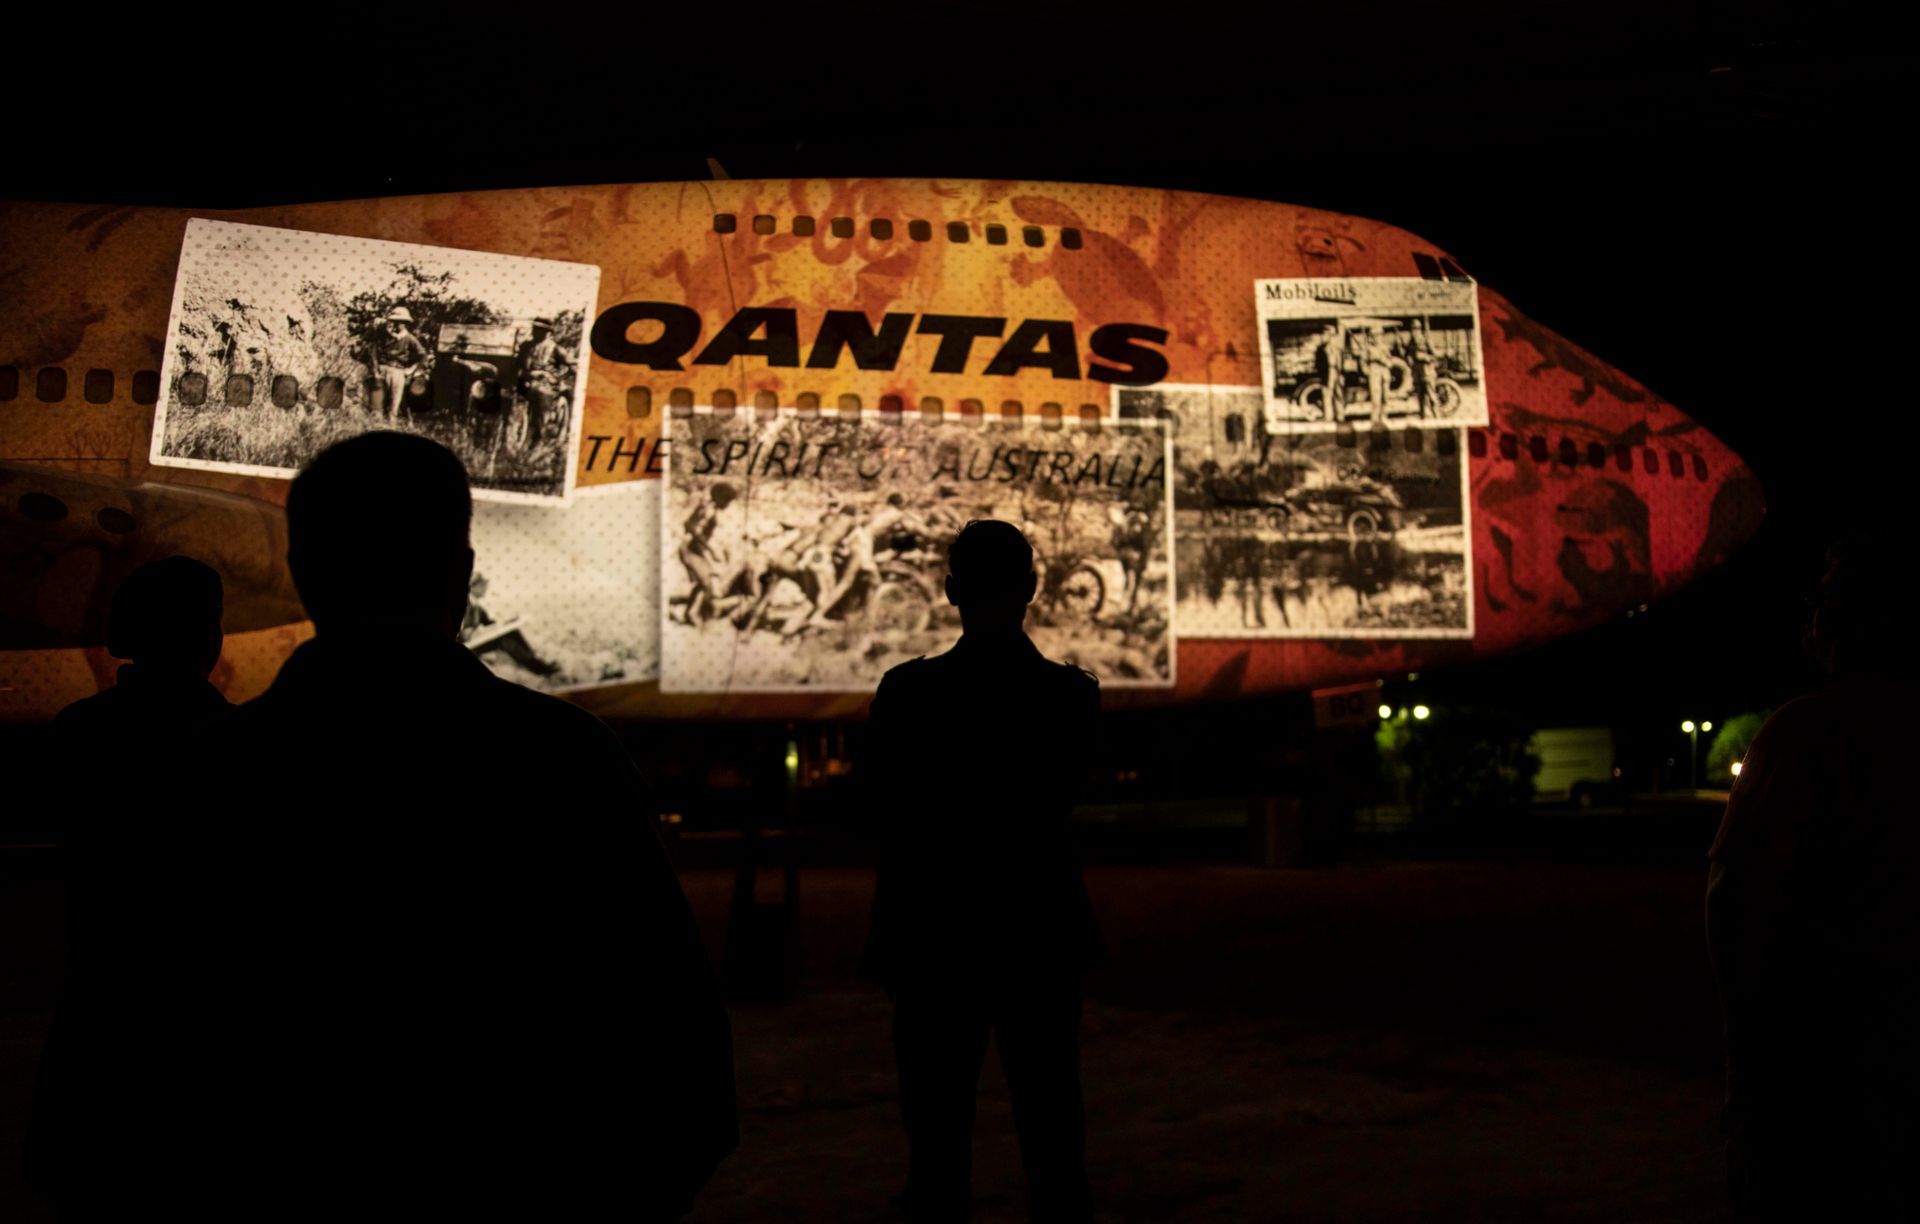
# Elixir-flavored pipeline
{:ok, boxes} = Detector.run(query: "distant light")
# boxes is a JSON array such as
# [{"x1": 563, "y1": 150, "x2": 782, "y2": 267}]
[
  {"x1": 1611, "y1": 767, "x2": 1622, "y2": 778},
  {"x1": 1413, "y1": 705, "x2": 1431, "y2": 721},
  {"x1": 1730, "y1": 761, "x2": 1743, "y2": 778},
  {"x1": 661, "y1": 812, "x2": 684, "y2": 825},
  {"x1": 784, "y1": 744, "x2": 799, "y2": 773},
  {"x1": 1702, "y1": 720, "x2": 1714, "y2": 733},
  {"x1": 1406, "y1": 672, "x2": 1419, "y2": 681},
  {"x1": 1378, "y1": 704, "x2": 1393, "y2": 719},
  {"x1": 1682, "y1": 720, "x2": 1696, "y2": 734}
]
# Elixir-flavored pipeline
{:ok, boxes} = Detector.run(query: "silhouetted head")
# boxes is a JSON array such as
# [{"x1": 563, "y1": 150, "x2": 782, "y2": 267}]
[
  {"x1": 108, "y1": 556, "x2": 224, "y2": 678},
  {"x1": 1805, "y1": 533, "x2": 1897, "y2": 678},
  {"x1": 945, "y1": 519, "x2": 1036, "y2": 635},
  {"x1": 287, "y1": 432, "x2": 474, "y2": 637}
]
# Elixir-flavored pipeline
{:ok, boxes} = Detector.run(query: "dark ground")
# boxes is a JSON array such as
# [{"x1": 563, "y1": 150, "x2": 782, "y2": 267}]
[{"x1": 3, "y1": 822, "x2": 1731, "y2": 1221}]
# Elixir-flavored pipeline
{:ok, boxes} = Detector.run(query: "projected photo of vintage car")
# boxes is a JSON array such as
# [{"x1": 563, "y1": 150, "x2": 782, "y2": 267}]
[{"x1": 1256, "y1": 278, "x2": 1488, "y2": 429}]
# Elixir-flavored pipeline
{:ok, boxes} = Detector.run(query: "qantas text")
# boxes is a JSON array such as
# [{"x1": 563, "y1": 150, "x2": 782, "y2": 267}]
[{"x1": 590, "y1": 303, "x2": 1169, "y2": 386}]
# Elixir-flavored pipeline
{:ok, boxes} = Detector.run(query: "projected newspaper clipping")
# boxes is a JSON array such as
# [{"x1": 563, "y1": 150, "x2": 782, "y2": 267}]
[
  {"x1": 1255, "y1": 277, "x2": 1488, "y2": 430},
  {"x1": 662, "y1": 409, "x2": 1174, "y2": 692}
]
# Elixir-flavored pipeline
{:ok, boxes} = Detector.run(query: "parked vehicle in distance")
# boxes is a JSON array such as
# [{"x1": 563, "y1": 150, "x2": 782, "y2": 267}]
[{"x1": 1528, "y1": 726, "x2": 1620, "y2": 806}]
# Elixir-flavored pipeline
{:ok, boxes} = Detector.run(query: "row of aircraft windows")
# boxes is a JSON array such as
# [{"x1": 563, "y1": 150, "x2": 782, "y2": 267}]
[
  {"x1": 0, "y1": 365, "x2": 1709, "y2": 480},
  {"x1": 712, "y1": 212, "x2": 1082, "y2": 250}
]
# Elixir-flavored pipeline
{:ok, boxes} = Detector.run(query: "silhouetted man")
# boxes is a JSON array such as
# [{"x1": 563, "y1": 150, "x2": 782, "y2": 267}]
[
  {"x1": 28, "y1": 556, "x2": 231, "y2": 1216},
  {"x1": 1707, "y1": 538, "x2": 1917, "y2": 1221},
  {"x1": 860, "y1": 519, "x2": 1102, "y2": 1222},
  {"x1": 214, "y1": 433, "x2": 735, "y2": 1219}
]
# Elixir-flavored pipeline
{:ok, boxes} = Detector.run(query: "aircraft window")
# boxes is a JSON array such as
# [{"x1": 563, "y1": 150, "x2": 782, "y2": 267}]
[
  {"x1": 1061, "y1": 228, "x2": 1083, "y2": 250},
  {"x1": 1369, "y1": 426, "x2": 1391, "y2": 452},
  {"x1": 269, "y1": 375, "x2": 297, "y2": 408},
  {"x1": 1641, "y1": 448, "x2": 1658, "y2": 474},
  {"x1": 1040, "y1": 402, "x2": 1062, "y2": 429},
  {"x1": 1587, "y1": 441, "x2": 1607, "y2": 468},
  {"x1": 0, "y1": 366, "x2": 16, "y2": 400},
  {"x1": 1615, "y1": 444, "x2": 1632, "y2": 471},
  {"x1": 751, "y1": 215, "x2": 776, "y2": 235},
  {"x1": 316, "y1": 377, "x2": 343, "y2": 411},
  {"x1": 1499, "y1": 433, "x2": 1518, "y2": 461},
  {"x1": 1693, "y1": 454, "x2": 1709, "y2": 480},
  {"x1": 796, "y1": 392, "x2": 820, "y2": 416},
  {"x1": 131, "y1": 370, "x2": 159, "y2": 404},
  {"x1": 830, "y1": 217, "x2": 855, "y2": 238},
  {"x1": 1412, "y1": 252, "x2": 1444, "y2": 280},
  {"x1": 1440, "y1": 257, "x2": 1471, "y2": 282},
  {"x1": 626, "y1": 386, "x2": 652, "y2": 418},
  {"x1": 879, "y1": 394, "x2": 904, "y2": 415},
  {"x1": 669, "y1": 387, "x2": 694, "y2": 412},
  {"x1": 96, "y1": 506, "x2": 136, "y2": 534},
  {"x1": 1468, "y1": 430, "x2": 1487, "y2": 458},
  {"x1": 37, "y1": 368, "x2": 67, "y2": 403},
  {"x1": 19, "y1": 492, "x2": 68, "y2": 522},
  {"x1": 1558, "y1": 438, "x2": 1578, "y2": 467},
  {"x1": 1403, "y1": 427, "x2": 1424, "y2": 453},
  {"x1": 713, "y1": 214, "x2": 736, "y2": 233},
  {"x1": 1023, "y1": 226, "x2": 1045, "y2": 248},
  {"x1": 920, "y1": 396, "x2": 944, "y2": 421},
  {"x1": 909, "y1": 219, "x2": 932, "y2": 242},
  {"x1": 947, "y1": 222, "x2": 970, "y2": 243},
  {"x1": 1335, "y1": 423, "x2": 1357, "y2": 449},
  {"x1": 871, "y1": 218, "x2": 894, "y2": 240},
  {"x1": 1079, "y1": 403, "x2": 1101, "y2": 424},
  {"x1": 1437, "y1": 429, "x2": 1458, "y2": 456},
  {"x1": 986, "y1": 224, "x2": 1008, "y2": 246},
  {"x1": 1001, "y1": 400, "x2": 1023, "y2": 422},
  {"x1": 959, "y1": 397, "x2": 983, "y2": 422},
  {"x1": 754, "y1": 390, "x2": 778, "y2": 412},
  {"x1": 222, "y1": 375, "x2": 251, "y2": 407},
  {"x1": 838, "y1": 393, "x2": 862, "y2": 414},
  {"x1": 712, "y1": 389, "x2": 737, "y2": 413},
  {"x1": 792, "y1": 215, "x2": 815, "y2": 237},
  {"x1": 84, "y1": 369, "x2": 114, "y2": 404},
  {"x1": 1528, "y1": 435, "x2": 1548, "y2": 463},
  {"x1": 1667, "y1": 450, "x2": 1685, "y2": 478}
]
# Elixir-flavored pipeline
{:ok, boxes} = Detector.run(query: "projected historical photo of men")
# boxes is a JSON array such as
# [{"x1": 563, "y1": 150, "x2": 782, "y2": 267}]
[
  {"x1": 150, "y1": 219, "x2": 597, "y2": 504},
  {"x1": 663, "y1": 409, "x2": 1175, "y2": 692}
]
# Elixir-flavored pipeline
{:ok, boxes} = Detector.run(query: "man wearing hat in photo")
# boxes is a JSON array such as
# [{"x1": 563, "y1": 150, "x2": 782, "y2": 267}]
[
  {"x1": 361, "y1": 306, "x2": 430, "y2": 421},
  {"x1": 515, "y1": 316, "x2": 573, "y2": 449}
]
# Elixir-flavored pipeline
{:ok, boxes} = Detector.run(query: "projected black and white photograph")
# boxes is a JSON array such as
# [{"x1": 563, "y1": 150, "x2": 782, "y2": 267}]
[
  {"x1": 1118, "y1": 385, "x2": 1471, "y2": 638},
  {"x1": 149, "y1": 218, "x2": 598, "y2": 504},
  {"x1": 463, "y1": 482, "x2": 660, "y2": 691},
  {"x1": 662, "y1": 410, "x2": 1174, "y2": 692},
  {"x1": 1255, "y1": 277, "x2": 1487, "y2": 430}
]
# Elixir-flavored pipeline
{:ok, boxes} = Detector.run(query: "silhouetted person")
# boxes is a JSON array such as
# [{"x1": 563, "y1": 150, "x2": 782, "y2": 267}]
[
  {"x1": 27, "y1": 556, "x2": 231, "y2": 1218},
  {"x1": 860, "y1": 519, "x2": 1102, "y2": 1222},
  {"x1": 209, "y1": 433, "x2": 734, "y2": 1219},
  {"x1": 1707, "y1": 537, "x2": 1918, "y2": 1221}
]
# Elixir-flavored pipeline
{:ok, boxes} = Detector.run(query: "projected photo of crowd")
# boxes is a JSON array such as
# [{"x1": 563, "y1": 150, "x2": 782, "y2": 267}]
[
  {"x1": 150, "y1": 219, "x2": 598, "y2": 504},
  {"x1": 1255, "y1": 277, "x2": 1487, "y2": 430},
  {"x1": 463, "y1": 483, "x2": 661, "y2": 693},
  {"x1": 662, "y1": 410, "x2": 1174, "y2": 692},
  {"x1": 1117, "y1": 385, "x2": 1471, "y2": 638}
]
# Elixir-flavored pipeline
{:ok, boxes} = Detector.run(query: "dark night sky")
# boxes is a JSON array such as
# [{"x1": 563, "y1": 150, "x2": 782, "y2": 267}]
[{"x1": 11, "y1": 3, "x2": 1915, "y2": 729}]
